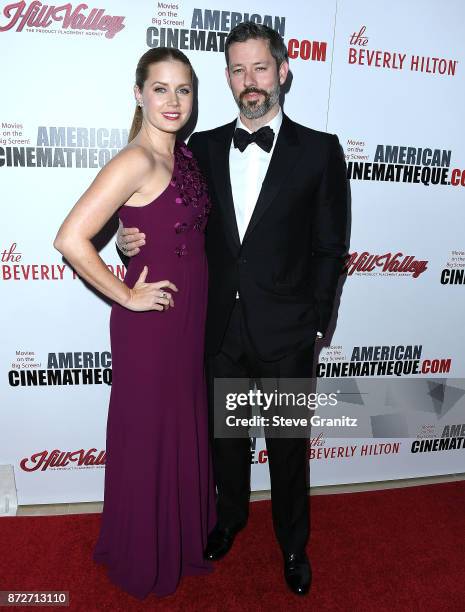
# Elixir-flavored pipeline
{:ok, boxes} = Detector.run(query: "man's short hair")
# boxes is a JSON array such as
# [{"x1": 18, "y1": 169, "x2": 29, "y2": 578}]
[{"x1": 225, "y1": 21, "x2": 289, "y2": 71}]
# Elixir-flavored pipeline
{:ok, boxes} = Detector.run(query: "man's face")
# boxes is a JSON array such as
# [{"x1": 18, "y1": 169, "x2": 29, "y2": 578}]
[{"x1": 226, "y1": 38, "x2": 289, "y2": 120}]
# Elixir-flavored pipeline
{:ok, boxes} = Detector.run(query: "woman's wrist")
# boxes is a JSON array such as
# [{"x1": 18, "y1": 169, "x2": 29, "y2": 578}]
[{"x1": 119, "y1": 286, "x2": 133, "y2": 308}]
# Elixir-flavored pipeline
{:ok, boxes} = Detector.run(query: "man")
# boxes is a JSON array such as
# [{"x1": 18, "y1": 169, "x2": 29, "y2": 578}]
[{"x1": 117, "y1": 22, "x2": 348, "y2": 596}]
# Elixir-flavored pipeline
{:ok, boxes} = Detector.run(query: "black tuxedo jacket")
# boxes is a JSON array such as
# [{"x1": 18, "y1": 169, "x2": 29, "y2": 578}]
[{"x1": 188, "y1": 113, "x2": 349, "y2": 361}]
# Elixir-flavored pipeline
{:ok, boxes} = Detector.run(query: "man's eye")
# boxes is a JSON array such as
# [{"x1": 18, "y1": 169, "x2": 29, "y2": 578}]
[
  {"x1": 256, "y1": 66, "x2": 266, "y2": 71},
  {"x1": 233, "y1": 69, "x2": 243, "y2": 74}
]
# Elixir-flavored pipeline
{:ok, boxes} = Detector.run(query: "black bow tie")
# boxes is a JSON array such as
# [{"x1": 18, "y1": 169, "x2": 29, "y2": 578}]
[{"x1": 233, "y1": 126, "x2": 275, "y2": 153}]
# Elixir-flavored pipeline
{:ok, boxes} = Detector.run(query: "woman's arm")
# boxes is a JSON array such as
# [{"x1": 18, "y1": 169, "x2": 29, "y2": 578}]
[{"x1": 54, "y1": 147, "x2": 176, "y2": 311}]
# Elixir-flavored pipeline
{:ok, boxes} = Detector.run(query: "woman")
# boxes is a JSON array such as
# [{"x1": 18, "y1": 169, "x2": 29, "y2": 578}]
[{"x1": 54, "y1": 48, "x2": 216, "y2": 599}]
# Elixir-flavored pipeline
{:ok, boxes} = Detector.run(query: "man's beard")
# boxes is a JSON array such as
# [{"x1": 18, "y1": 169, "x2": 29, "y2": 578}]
[{"x1": 235, "y1": 84, "x2": 280, "y2": 119}]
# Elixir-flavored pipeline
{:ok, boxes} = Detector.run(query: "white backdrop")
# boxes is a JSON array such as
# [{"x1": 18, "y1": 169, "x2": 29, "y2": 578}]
[{"x1": 1, "y1": 0, "x2": 464, "y2": 504}]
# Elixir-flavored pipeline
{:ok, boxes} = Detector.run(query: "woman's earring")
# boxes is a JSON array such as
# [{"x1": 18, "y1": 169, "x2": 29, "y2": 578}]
[{"x1": 138, "y1": 100, "x2": 144, "y2": 108}]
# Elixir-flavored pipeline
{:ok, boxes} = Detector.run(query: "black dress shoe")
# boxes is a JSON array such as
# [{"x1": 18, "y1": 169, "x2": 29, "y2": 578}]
[
  {"x1": 203, "y1": 524, "x2": 243, "y2": 561},
  {"x1": 283, "y1": 551, "x2": 312, "y2": 595}
]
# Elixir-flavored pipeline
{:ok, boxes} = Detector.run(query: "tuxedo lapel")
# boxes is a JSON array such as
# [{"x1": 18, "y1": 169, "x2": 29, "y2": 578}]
[
  {"x1": 208, "y1": 120, "x2": 241, "y2": 252},
  {"x1": 242, "y1": 114, "x2": 300, "y2": 244}
]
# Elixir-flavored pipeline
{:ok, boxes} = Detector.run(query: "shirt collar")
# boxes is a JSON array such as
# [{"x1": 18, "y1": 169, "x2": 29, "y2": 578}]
[{"x1": 235, "y1": 107, "x2": 283, "y2": 135}]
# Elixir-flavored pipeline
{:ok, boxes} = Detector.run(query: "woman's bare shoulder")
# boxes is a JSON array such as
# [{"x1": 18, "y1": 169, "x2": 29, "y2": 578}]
[
  {"x1": 96, "y1": 142, "x2": 155, "y2": 188},
  {"x1": 113, "y1": 142, "x2": 155, "y2": 169}
]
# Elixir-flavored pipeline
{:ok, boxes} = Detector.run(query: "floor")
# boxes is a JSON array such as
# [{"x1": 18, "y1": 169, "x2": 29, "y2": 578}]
[{"x1": 16, "y1": 472, "x2": 465, "y2": 516}]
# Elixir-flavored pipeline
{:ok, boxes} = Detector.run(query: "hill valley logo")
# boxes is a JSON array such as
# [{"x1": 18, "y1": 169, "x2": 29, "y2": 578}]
[{"x1": 0, "y1": 1, "x2": 126, "y2": 38}]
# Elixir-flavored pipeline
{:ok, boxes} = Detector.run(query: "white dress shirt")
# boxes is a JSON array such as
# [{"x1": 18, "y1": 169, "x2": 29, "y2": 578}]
[
  {"x1": 229, "y1": 108, "x2": 282, "y2": 242},
  {"x1": 229, "y1": 108, "x2": 323, "y2": 339}
]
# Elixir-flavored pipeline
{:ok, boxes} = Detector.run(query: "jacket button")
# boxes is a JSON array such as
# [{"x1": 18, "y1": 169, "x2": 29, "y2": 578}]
[{"x1": 240, "y1": 258, "x2": 247, "y2": 264}]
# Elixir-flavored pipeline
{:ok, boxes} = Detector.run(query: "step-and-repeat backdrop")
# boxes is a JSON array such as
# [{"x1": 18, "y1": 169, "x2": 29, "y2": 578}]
[{"x1": 1, "y1": 0, "x2": 464, "y2": 503}]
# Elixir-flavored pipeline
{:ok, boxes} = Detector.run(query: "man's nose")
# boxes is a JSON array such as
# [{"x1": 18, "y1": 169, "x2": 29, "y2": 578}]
[{"x1": 243, "y1": 68, "x2": 257, "y2": 88}]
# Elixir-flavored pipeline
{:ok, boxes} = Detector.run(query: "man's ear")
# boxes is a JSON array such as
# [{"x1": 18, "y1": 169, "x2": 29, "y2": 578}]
[{"x1": 278, "y1": 61, "x2": 289, "y2": 86}]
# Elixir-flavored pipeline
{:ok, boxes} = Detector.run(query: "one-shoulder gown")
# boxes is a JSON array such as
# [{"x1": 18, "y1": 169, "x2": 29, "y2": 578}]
[{"x1": 93, "y1": 141, "x2": 216, "y2": 599}]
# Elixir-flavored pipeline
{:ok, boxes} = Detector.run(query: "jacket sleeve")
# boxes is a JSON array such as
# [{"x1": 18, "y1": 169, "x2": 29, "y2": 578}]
[
  {"x1": 116, "y1": 243, "x2": 130, "y2": 268},
  {"x1": 187, "y1": 132, "x2": 200, "y2": 158},
  {"x1": 309, "y1": 134, "x2": 349, "y2": 336}
]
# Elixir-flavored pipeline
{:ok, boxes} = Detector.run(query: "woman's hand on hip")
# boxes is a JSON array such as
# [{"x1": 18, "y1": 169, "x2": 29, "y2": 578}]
[{"x1": 124, "y1": 266, "x2": 178, "y2": 311}]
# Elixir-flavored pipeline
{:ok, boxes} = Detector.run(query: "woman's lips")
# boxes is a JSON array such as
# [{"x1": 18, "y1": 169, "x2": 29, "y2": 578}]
[{"x1": 162, "y1": 113, "x2": 181, "y2": 121}]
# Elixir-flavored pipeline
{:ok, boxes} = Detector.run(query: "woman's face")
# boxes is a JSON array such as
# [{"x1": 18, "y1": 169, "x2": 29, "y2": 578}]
[{"x1": 135, "y1": 59, "x2": 193, "y2": 134}]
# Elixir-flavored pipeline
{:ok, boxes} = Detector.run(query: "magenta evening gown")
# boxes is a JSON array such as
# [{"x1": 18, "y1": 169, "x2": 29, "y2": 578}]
[{"x1": 93, "y1": 141, "x2": 216, "y2": 599}]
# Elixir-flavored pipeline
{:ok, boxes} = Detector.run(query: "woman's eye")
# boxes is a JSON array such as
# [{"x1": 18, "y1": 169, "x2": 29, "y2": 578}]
[
  {"x1": 154, "y1": 87, "x2": 166, "y2": 93},
  {"x1": 178, "y1": 88, "x2": 191, "y2": 95}
]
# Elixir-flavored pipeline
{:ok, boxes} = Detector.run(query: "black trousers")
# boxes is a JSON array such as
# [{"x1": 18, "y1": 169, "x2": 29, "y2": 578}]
[{"x1": 206, "y1": 299, "x2": 314, "y2": 554}]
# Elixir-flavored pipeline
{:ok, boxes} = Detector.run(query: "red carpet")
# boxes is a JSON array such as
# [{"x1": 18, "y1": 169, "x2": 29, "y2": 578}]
[{"x1": 1, "y1": 481, "x2": 464, "y2": 611}]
